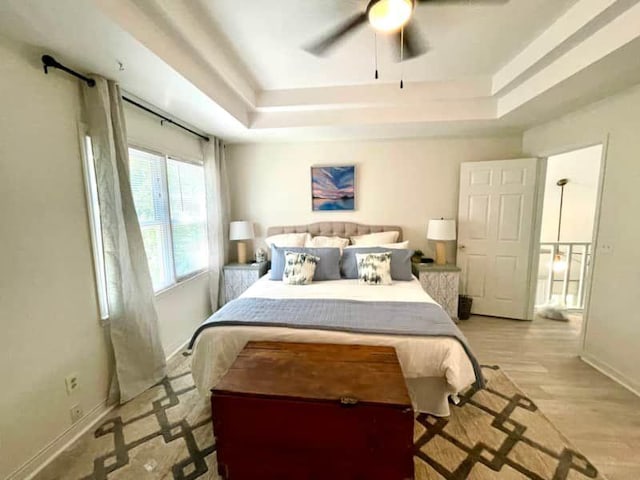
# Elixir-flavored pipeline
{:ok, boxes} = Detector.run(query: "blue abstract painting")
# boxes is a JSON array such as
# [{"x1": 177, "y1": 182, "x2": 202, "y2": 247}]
[{"x1": 311, "y1": 165, "x2": 355, "y2": 211}]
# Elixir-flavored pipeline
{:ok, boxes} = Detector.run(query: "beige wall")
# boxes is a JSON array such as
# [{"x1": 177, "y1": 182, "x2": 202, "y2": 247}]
[
  {"x1": 0, "y1": 36, "x2": 111, "y2": 479},
  {"x1": 523, "y1": 83, "x2": 640, "y2": 394},
  {"x1": 540, "y1": 145, "x2": 602, "y2": 243},
  {"x1": 226, "y1": 136, "x2": 523, "y2": 263},
  {"x1": 0, "y1": 36, "x2": 210, "y2": 479}
]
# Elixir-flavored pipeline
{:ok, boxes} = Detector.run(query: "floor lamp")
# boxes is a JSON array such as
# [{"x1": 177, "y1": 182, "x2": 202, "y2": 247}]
[{"x1": 539, "y1": 178, "x2": 570, "y2": 321}]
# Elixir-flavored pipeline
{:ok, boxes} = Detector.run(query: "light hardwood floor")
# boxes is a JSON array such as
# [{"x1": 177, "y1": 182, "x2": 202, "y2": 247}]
[{"x1": 459, "y1": 315, "x2": 640, "y2": 480}]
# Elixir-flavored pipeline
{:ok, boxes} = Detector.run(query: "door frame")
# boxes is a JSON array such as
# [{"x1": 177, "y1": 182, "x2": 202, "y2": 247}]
[
  {"x1": 526, "y1": 137, "x2": 610, "y2": 353},
  {"x1": 525, "y1": 158, "x2": 548, "y2": 320}
]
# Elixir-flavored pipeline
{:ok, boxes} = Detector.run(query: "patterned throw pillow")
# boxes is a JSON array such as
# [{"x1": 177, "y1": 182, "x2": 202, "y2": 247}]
[
  {"x1": 282, "y1": 252, "x2": 320, "y2": 285},
  {"x1": 356, "y1": 252, "x2": 393, "y2": 285}
]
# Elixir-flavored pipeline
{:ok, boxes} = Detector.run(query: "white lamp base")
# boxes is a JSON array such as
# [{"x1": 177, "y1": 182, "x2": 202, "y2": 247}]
[
  {"x1": 237, "y1": 241, "x2": 248, "y2": 264},
  {"x1": 435, "y1": 242, "x2": 447, "y2": 265}
]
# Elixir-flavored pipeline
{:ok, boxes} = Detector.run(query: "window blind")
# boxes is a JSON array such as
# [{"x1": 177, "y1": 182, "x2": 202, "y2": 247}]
[
  {"x1": 167, "y1": 158, "x2": 208, "y2": 278},
  {"x1": 129, "y1": 148, "x2": 174, "y2": 291},
  {"x1": 128, "y1": 147, "x2": 208, "y2": 291}
]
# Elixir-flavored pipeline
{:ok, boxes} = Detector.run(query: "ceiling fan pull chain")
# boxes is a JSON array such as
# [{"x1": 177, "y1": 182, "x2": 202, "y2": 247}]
[
  {"x1": 400, "y1": 27, "x2": 404, "y2": 89},
  {"x1": 374, "y1": 33, "x2": 379, "y2": 80}
]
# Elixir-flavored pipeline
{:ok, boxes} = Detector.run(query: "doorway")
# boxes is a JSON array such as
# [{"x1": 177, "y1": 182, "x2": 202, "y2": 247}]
[{"x1": 534, "y1": 144, "x2": 603, "y2": 324}]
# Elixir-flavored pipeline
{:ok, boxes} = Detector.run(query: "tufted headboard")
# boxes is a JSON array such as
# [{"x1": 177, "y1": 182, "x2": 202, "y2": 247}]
[{"x1": 266, "y1": 222, "x2": 403, "y2": 242}]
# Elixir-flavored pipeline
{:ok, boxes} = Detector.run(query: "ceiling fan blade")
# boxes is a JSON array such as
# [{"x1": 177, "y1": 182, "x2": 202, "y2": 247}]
[
  {"x1": 394, "y1": 20, "x2": 428, "y2": 61},
  {"x1": 303, "y1": 12, "x2": 368, "y2": 56},
  {"x1": 416, "y1": 0, "x2": 508, "y2": 4}
]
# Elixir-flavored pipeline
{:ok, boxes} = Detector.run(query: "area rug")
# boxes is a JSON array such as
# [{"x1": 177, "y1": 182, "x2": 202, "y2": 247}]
[{"x1": 34, "y1": 358, "x2": 603, "y2": 480}]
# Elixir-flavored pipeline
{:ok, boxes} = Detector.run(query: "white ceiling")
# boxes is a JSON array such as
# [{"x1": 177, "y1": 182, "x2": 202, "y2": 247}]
[
  {"x1": 0, "y1": 0, "x2": 245, "y2": 139},
  {"x1": 202, "y1": 0, "x2": 578, "y2": 90},
  {"x1": 1, "y1": 0, "x2": 639, "y2": 143}
]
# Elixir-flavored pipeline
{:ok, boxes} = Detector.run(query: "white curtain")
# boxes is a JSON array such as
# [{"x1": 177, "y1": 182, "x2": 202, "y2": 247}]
[
  {"x1": 83, "y1": 77, "x2": 166, "y2": 403},
  {"x1": 203, "y1": 138, "x2": 230, "y2": 310}
]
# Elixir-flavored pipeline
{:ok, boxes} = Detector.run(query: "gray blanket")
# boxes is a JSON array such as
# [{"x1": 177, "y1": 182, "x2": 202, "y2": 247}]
[{"x1": 189, "y1": 298, "x2": 484, "y2": 388}]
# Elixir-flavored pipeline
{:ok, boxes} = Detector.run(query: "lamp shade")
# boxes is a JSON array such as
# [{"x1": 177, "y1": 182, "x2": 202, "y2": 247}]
[
  {"x1": 229, "y1": 221, "x2": 254, "y2": 241},
  {"x1": 427, "y1": 219, "x2": 456, "y2": 241}
]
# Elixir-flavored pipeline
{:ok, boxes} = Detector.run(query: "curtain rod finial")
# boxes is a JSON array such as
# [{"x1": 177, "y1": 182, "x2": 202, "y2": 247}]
[
  {"x1": 42, "y1": 54, "x2": 56, "y2": 74},
  {"x1": 42, "y1": 54, "x2": 57, "y2": 67}
]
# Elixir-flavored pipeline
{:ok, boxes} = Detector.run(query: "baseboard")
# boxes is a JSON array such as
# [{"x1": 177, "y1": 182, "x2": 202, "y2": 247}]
[
  {"x1": 8, "y1": 335, "x2": 192, "y2": 480},
  {"x1": 166, "y1": 337, "x2": 190, "y2": 362},
  {"x1": 6, "y1": 399, "x2": 116, "y2": 480},
  {"x1": 580, "y1": 352, "x2": 640, "y2": 398}
]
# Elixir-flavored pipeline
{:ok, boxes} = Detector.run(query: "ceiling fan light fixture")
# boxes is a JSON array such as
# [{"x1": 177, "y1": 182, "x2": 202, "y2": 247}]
[{"x1": 367, "y1": 0, "x2": 414, "y2": 33}]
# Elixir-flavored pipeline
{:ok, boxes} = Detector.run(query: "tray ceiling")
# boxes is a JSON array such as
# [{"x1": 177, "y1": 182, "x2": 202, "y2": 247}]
[
  {"x1": 200, "y1": 0, "x2": 578, "y2": 90},
  {"x1": 1, "y1": 0, "x2": 639, "y2": 142}
]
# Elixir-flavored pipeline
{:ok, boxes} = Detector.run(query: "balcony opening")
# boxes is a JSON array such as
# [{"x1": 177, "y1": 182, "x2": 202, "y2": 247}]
[{"x1": 535, "y1": 144, "x2": 603, "y2": 324}]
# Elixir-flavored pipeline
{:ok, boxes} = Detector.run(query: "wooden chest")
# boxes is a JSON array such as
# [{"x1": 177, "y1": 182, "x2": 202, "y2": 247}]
[{"x1": 211, "y1": 341, "x2": 414, "y2": 480}]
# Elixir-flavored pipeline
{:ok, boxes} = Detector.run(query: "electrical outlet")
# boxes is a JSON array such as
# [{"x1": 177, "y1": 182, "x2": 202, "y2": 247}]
[
  {"x1": 599, "y1": 243, "x2": 613, "y2": 254},
  {"x1": 65, "y1": 373, "x2": 79, "y2": 395},
  {"x1": 70, "y1": 404, "x2": 83, "y2": 423}
]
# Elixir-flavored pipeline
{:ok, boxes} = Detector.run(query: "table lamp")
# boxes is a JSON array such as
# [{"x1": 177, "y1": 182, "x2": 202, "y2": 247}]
[
  {"x1": 427, "y1": 218, "x2": 456, "y2": 265},
  {"x1": 230, "y1": 221, "x2": 254, "y2": 264}
]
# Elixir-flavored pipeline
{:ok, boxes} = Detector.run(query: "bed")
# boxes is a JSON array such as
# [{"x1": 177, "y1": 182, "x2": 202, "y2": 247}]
[{"x1": 189, "y1": 222, "x2": 482, "y2": 417}]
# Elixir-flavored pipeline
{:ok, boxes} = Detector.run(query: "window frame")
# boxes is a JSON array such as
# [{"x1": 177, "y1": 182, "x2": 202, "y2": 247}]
[
  {"x1": 128, "y1": 143, "x2": 209, "y2": 294},
  {"x1": 80, "y1": 130, "x2": 210, "y2": 323},
  {"x1": 78, "y1": 124, "x2": 110, "y2": 321}
]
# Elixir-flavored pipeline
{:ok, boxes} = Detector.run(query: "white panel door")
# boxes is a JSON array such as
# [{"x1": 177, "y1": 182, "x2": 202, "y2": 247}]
[{"x1": 457, "y1": 159, "x2": 538, "y2": 319}]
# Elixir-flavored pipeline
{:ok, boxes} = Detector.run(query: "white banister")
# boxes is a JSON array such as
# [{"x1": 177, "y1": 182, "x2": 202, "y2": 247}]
[{"x1": 537, "y1": 242, "x2": 591, "y2": 310}]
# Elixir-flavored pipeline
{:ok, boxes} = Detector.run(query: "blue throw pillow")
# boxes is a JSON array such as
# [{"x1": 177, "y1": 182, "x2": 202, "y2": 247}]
[
  {"x1": 271, "y1": 246, "x2": 341, "y2": 281},
  {"x1": 341, "y1": 247, "x2": 414, "y2": 281}
]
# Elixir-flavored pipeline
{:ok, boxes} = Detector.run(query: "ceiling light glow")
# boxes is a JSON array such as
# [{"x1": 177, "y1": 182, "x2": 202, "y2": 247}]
[
  {"x1": 368, "y1": 0, "x2": 413, "y2": 33},
  {"x1": 552, "y1": 253, "x2": 567, "y2": 273}
]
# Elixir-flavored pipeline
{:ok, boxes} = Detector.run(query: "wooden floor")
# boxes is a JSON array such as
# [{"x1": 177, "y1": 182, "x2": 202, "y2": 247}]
[{"x1": 459, "y1": 315, "x2": 640, "y2": 480}]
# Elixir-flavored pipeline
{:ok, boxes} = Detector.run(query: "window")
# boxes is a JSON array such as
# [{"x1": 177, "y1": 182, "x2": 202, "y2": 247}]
[
  {"x1": 80, "y1": 134, "x2": 109, "y2": 320},
  {"x1": 129, "y1": 147, "x2": 208, "y2": 292},
  {"x1": 167, "y1": 159, "x2": 208, "y2": 278},
  {"x1": 81, "y1": 137, "x2": 208, "y2": 310}
]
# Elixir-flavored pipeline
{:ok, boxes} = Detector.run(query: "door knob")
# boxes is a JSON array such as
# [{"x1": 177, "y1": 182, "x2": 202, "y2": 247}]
[{"x1": 458, "y1": 245, "x2": 466, "y2": 250}]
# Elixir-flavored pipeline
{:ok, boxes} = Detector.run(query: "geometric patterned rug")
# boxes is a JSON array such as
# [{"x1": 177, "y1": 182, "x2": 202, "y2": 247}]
[
  {"x1": 34, "y1": 357, "x2": 603, "y2": 480},
  {"x1": 414, "y1": 365, "x2": 602, "y2": 479}
]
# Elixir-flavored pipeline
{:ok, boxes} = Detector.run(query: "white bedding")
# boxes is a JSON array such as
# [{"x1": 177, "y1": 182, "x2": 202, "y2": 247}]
[
  {"x1": 238, "y1": 275, "x2": 436, "y2": 303},
  {"x1": 191, "y1": 275, "x2": 477, "y2": 416}
]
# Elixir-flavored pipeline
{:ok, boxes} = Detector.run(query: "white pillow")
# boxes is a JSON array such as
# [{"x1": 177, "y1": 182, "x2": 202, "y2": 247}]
[
  {"x1": 305, "y1": 235, "x2": 350, "y2": 251},
  {"x1": 350, "y1": 231, "x2": 400, "y2": 246},
  {"x1": 345, "y1": 240, "x2": 409, "y2": 250},
  {"x1": 264, "y1": 232, "x2": 310, "y2": 248},
  {"x1": 379, "y1": 241, "x2": 409, "y2": 249},
  {"x1": 282, "y1": 252, "x2": 319, "y2": 285},
  {"x1": 355, "y1": 252, "x2": 393, "y2": 285}
]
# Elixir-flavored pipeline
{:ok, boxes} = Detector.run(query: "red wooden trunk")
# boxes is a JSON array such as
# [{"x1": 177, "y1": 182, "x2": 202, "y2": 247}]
[{"x1": 211, "y1": 341, "x2": 414, "y2": 480}]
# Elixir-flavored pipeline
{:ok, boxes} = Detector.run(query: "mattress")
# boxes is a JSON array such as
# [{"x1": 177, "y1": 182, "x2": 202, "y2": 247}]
[{"x1": 190, "y1": 275, "x2": 477, "y2": 416}]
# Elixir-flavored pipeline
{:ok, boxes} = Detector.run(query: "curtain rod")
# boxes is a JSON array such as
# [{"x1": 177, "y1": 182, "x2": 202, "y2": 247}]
[
  {"x1": 42, "y1": 55, "x2": 210, "y2": 142},
  {"x1": 120, "y1": 97, "x2": 210, "y2": 142}
]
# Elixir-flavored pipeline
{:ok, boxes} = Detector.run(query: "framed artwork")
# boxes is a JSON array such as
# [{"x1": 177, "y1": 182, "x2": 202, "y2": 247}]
[{"x1": 311, "y1": 165, "x2": 356, "y2": 211}]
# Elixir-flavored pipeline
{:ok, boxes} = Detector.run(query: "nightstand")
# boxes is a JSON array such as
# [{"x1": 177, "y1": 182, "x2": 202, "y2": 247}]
[
  {"x1": 412, "y1": 263, "x2": 461, "y2": 321},
  {"x1": 223, "y1": 262, "x2": 269, "y2": 304}
]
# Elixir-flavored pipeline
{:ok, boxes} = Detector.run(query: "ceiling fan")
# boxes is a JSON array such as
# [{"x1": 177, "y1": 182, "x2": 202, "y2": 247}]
[{"x1": 304, "y1": 0, "x2": 509, "y2": 62}]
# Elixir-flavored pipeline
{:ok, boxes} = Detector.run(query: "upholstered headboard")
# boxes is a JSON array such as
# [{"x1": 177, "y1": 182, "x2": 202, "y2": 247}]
[{"x1": 266, "y1": 222, "x2": 403, "y2": 242}]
